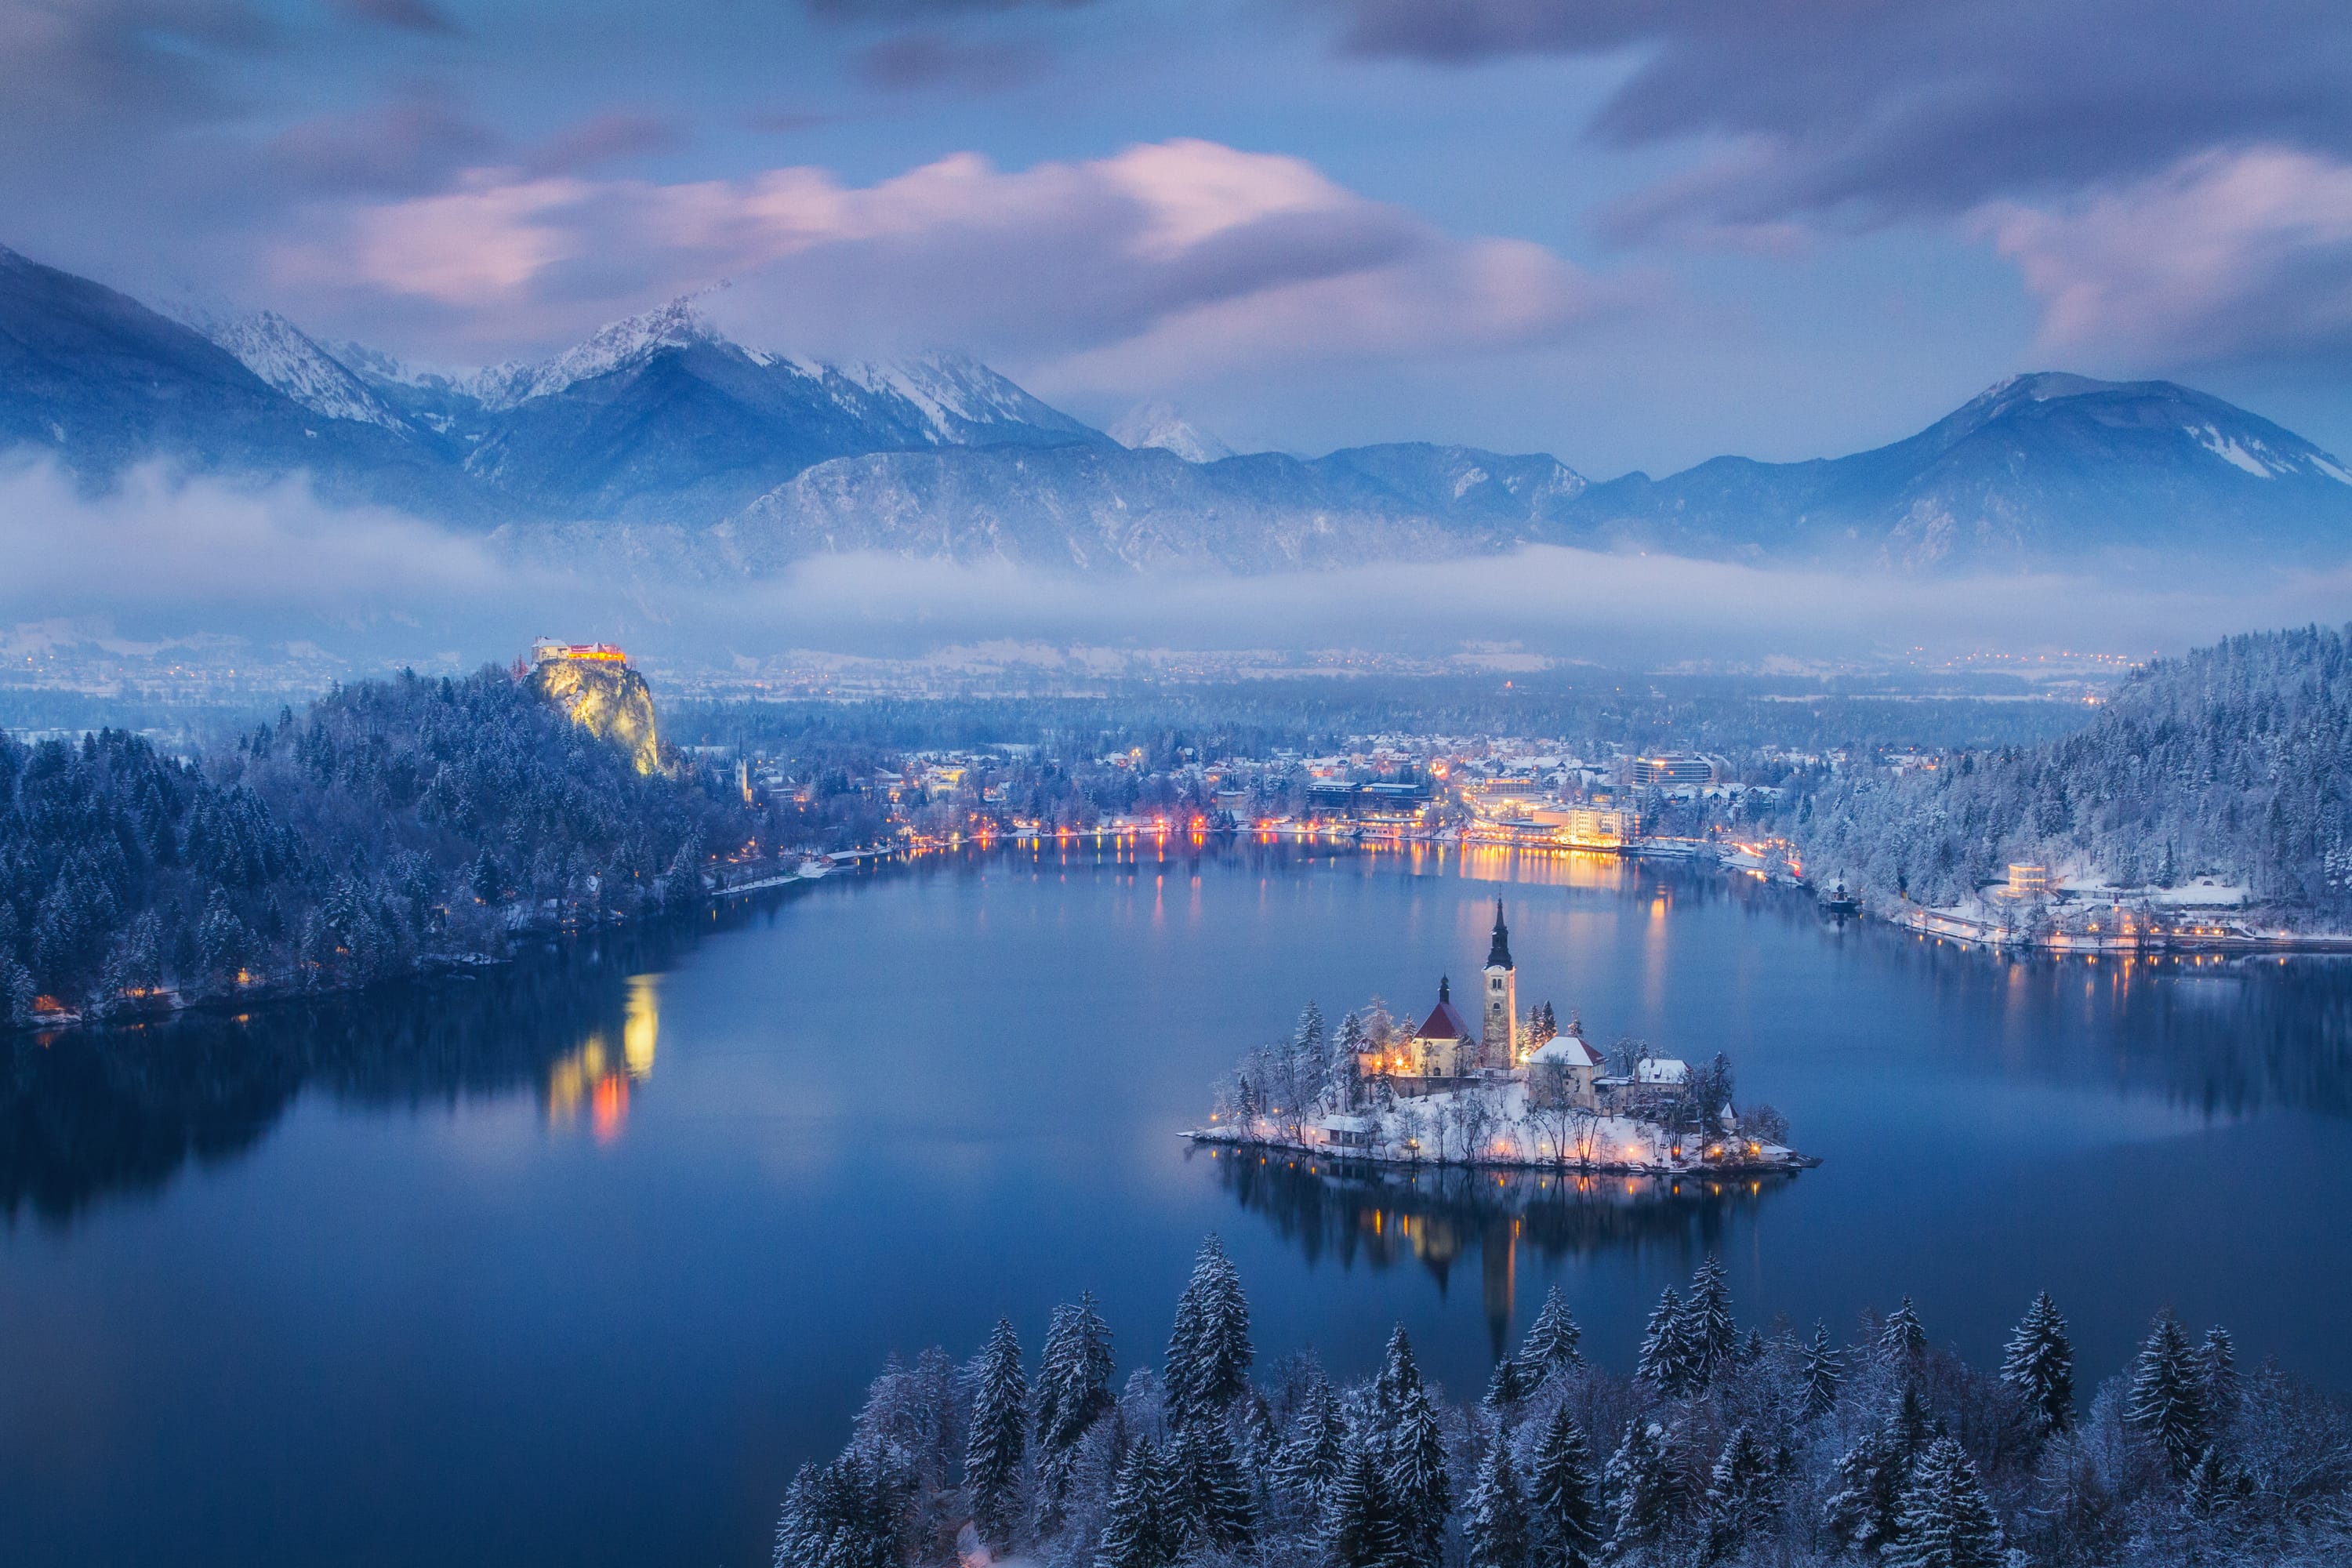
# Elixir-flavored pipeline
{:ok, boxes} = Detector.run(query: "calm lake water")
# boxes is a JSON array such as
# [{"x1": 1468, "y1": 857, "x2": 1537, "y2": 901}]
[{"x1": 6, "y1": 842, "x2": 2352, "y2": 1566}]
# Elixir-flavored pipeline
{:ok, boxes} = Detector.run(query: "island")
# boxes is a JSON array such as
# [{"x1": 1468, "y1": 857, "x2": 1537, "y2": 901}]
[{"x1": 1187, "y1": 901, "x2": 1815, "y2": 1175}]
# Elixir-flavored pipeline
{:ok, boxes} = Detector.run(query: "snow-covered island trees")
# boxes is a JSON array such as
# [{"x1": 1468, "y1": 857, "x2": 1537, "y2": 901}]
[{"x1": 1189, "y1": 902, "x2": 1812, "y2": 1175}]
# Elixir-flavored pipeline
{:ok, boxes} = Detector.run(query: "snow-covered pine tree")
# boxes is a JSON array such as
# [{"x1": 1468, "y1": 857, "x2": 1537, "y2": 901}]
[
  {"x1": 964, "y1": 1316, "x2": 1029, "y2": 1553},
  {"x1": 1635, "y1": 1286, "x2": 1696, "y2": 1396},
  {"x1": 1803, "y1": 1321, "x2": 1846, "y2": 1417},
  {"x1": 1518, "y1": 1287, "x2": 1584, "y2": 1387},
  {"x1": 1295, "y1": 1000, "x2": 1328, "y2": 1075},
  {"x1": 1601, "y1": 1417, "x2": 1684, "y2": 1559},
  {"x1": 1164, "y1": 1236, "x2": 1254, "y2": 1428},
  {"x1": 2126, "y1": 1308, "x2": 2209, "y2": 1478},
  {"x1": 1881, "y1": 1298, "x2": 1929, "y2": 1362},
  {"x1": 1037, "y1": 1292, "x2": 1117, "y2": 1452},
  {"x1": 1171, "y1": 1409, "x2": 1257, "y2": 1551},
  {"x1": 1035, "y1": 1294, "x2": 1116, "y2": 1532},
  {"x1": 1700, "y1": 1424, "x2": 1780, "y2": 1563},
  {"x1": 773, "y1": 1450, "x2": 908, "y2": 1568},
  {"x1": 1528, "y1": 1403, "x2": 1602, "y2": 1568},
  {"x1": 1686, "y1": 1255, "x2": 1737, "y2": 1388},
  {"x1": 2199, "y1": 1325, "x2": 2238, "y2": 1425},
  {"x1": 1094, "y1": 1437, "x2": 1179, "y2": 1568},
  {"x1": 1883, "y1": 1437, "x2": 2002, "y2": 1568},
  {"x1": 1335, "y1": 1011, "x2": 1370, "y2": 1103},
  {"x1": 1375, "y1": 1327, "x2": 1454, "y2": 1567},
  {"x1": 1322, "y1": 1439, "x2": 1406, "y2": 1568},
  {"x1": 2181, "y1": 1441, "x2": 2253, "y2": 1523},
  {"x1": 1163, "y1": 1281, "x2": 1204, "y2": 1426},
  {"x1": 1483, "y1": 1355, "x2": 1533, "y2": 1417},
  {"x1": 1466, "y1": 1429, "x2": 1533, "y2": 1568},
  {"x1": 1272, "y1": 1377, "x2": 1347, "y2": 1515},
  {"x1": 1999, "y1": 1290, "x2": 2074, "y2": 1436},
  {"x1": 1824, "y1": 1387, "x2": 1934, "y2": 1555}
]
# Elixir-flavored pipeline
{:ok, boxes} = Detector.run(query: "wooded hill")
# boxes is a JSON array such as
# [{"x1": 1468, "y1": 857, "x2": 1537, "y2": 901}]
[
  {"x1": 1795, "y1": 626, "x2": 2352, "y2": 920},
  {"x1": 0, "y1": 668, "x2": 753, "y2": 1025}
]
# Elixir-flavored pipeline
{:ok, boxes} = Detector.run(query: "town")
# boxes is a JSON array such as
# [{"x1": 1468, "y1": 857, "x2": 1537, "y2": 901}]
[{"x1": 1188, "y1": 902, "x2": 1813, "y2": 1175}]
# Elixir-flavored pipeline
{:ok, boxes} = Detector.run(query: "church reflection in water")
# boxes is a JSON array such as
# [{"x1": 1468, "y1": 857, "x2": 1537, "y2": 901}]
[{"x1": 1198, "y1": 1145, "x2": 1797, "y2": 1352}]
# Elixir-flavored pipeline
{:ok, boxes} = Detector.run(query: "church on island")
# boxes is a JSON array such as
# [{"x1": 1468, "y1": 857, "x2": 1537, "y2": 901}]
[
  {"x1": 1204, "y1": 899, "x2": 1811, "y2": 1174},
  {"x1": 1359, "y1": 902, "x2": 1610, "y2": 1108}
]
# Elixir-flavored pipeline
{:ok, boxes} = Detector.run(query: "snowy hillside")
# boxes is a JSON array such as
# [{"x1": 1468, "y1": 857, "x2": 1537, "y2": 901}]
[
  {"x1": 184, "y1": 310, "x2": 408, "y2": 433},
  {"x1": 1111, "y1": 401, "x2": 1236, "y2": 463}
]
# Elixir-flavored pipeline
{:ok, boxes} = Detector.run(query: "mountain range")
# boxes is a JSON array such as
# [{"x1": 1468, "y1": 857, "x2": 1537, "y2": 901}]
[{"x1": 5, "y1": 242, "x2": 2349, "y2": 578}]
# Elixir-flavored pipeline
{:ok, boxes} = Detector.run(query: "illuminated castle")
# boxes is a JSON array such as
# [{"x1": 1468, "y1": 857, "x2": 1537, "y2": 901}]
[{"x1": 530, "y1": 637, "x2": 630, "y2": 666}]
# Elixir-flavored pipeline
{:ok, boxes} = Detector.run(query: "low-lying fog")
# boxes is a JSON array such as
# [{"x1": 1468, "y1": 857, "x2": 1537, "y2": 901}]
[{"x1": 6, "y1": 456, "x2": 2347, "y2": 678}]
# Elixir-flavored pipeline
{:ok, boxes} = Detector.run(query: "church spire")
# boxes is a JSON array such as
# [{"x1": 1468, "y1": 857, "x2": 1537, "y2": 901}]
[{"x1": 1486, "y1": 899, "x2": 1513, "y2": 971}]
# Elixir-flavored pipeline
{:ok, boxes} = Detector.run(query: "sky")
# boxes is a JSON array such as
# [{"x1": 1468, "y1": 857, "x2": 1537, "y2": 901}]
[{"x1": 7, "y1": 0, "x2": 2352, "y2": 480}]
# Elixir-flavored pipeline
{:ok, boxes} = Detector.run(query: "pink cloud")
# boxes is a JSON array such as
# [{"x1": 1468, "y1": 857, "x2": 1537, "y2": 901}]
[
  {"x1": 1981, "y1": 146, "x2": 2352, "y2": 365},
  {"x1": 268, "y1": 139, "x2": 1621, "y2": 382}
]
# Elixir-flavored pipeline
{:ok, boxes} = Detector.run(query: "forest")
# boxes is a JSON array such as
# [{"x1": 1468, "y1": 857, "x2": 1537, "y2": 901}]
[
  {"x1": 0, "y1": 666, "x2": 753, "y2": 1025},
  {"x1": 1794, "y1": 626, "x2": 2352, "y2": 920},
  {"x1": 779, "y1": 1237, "x2": 2352, "y2": 1568}
]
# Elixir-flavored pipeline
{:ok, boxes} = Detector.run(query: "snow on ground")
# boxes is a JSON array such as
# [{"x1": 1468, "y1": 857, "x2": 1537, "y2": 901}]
[{"x1": 1198, "y1": 1080, "x2": 1803, "y2": 1173}]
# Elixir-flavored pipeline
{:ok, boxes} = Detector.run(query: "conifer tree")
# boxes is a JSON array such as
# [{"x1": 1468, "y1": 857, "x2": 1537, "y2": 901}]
[
  {"x1": 1825, "y1": 1387, "x2": 1934, "y2": 1554},
  {"x1": 1601, "y1": 1417, "x2": 1683, "y2": 1559},
  {"x1": 1686, "y1": 1255, "x2": 1738, "y2": 1388},
  {"x1": 964, "y1": 1317, "x2": 1029, "y2": 1553},
  {"x1": 774, "y1": 1450, "x2": 908, "y2": 1568},
  {"x1": 1701, "y1": 1424, "x2": 1780, "y2": 1563},
  {"x1": 1466, "y1": 1430, "x2": 1534, "y2": 1568},
  {"x1": 1884, "y1": 1437, "x2": 2002, "y2": 1568},
  {"x1": 2199, "y1": 1325, "x2": 2238, "y2": 1424},
  {"x1": 1881, "y1": 1298, "x2": 1929, "y2": 1362},
  {"x1": 1635, "y1": 1286, "x2": 1696, "y2": 1396},
  {"x1": 1375, "y1": 1327, "x2": 1454, "y2": 1566},
  {"x1": 1036, "y1": 1293, "x2": 1116, "y2": 1531},
  {"x1": 1803, "y1": 1321, "x2": 1846, "y2": 1417},
  {"x1": 1172, "y1": 1411, "x2": 1257, "y2": 1551},
  {"x1": 1273, "y1": 1377, "x2": 1348, "y2": 1514},
  {"x1": 2127, "y1": 1308, "x2": 2209, "y2": 1478},
  {"x1": 1528, "y1": 1403, "x2": 1602, "y2": 1568},
  {"x1": 2000, "y1": 1290, "x2": 2075, "y2": 1436},
  {"x1": 1517, "y1": 1287, "x2": 1584, "y2": 1387},
  {"x1": 1323, "y1": 1439, "x2": 1405, "y2": 1568},
  {"x1": 1165, "y1": 1236, "x2": 1254, "y2": 1427},
  {"x1": 1095, "y1": 1438, "x2": 1178, "y2": 1568},
  {"x1": 1483, "y1": 1355, "x2": 1532, "y2": 1417}
]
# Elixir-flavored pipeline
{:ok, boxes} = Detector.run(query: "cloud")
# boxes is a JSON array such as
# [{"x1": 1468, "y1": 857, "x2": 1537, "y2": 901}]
[
  {"x1": 520, "y1": 111, "x2": 688, "y2": 177},
  {"x1": 331, "y1": 0, "x2": 463, "y2": 34},
  {"x1": 1318, "y1": 0, "x2": 2352, "y2": 228},
  {"x1": 852, "y1": 31, "x2": 1049, "y2": 92},
  {"x1": 0, "y1": 457, "x2": 536, "y2": 616},
  {"x1": 806, "y1": 0, "x2": 1093, "y2": 17},
  {"x1": 266, "y1": 93, "x2": 503, "y2": 196},
  {"x1": 0, "y1": 0, "x2": 273, "y2": 154},
  {"x1": 1981, "y1": 147, "x2": 2352, "y2": 368},
  {"x1": 274, "y1": 138, "x2": 1617, "y2": 378}
]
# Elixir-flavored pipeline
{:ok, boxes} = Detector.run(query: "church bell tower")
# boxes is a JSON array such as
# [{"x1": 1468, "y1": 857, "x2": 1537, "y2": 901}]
[{"x1": 1483, "y1": 899, "x2": 1516, "y2": 1069}]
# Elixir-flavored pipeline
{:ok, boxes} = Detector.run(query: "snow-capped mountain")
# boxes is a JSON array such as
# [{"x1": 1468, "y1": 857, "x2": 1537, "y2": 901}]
[
  {"x1": 184, "y1": 309, "x2": 409, "y2": 433},
  {"x1": 7, "y1": 242, "x2": 2352, "y2": 577},
  {"x1": 1567, "y1": 372, "x2": 2352, "y2": 572},
  {"x1": 1111, "y1": 401, "x2": 1236, "y2": 464}
]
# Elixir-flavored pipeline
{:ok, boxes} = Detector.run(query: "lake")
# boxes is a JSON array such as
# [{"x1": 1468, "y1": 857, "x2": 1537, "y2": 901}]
[{"x1": 5, "y1": 840, "x2": 2351, "y2": 1566}]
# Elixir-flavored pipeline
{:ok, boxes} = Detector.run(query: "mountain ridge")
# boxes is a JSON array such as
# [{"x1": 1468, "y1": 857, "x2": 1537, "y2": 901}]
[{"x1": 4, "y1": 244, "x2": 2348, "y2": 577}]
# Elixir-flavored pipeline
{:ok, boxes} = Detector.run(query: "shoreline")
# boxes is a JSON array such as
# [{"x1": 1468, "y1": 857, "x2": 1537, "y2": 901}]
[
  {"x1": 10, "y1": 856, "x2": 848, "y2": 1041},
  {"x1": 1183, "y1": 1126, "x2": 1818, "y2": 1178}
]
